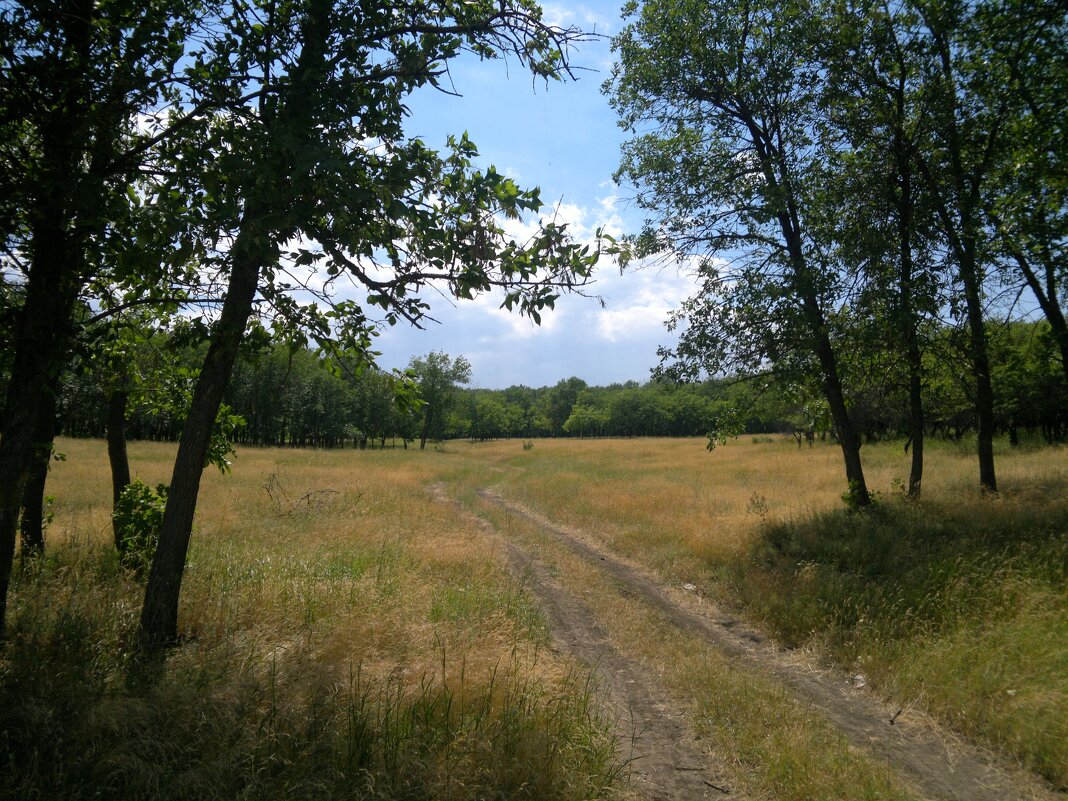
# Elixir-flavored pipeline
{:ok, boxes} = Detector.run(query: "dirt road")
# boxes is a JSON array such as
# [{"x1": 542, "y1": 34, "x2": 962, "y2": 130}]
[{"x1": 432, "y1": 483, "x2": 1062, "y2": 801}]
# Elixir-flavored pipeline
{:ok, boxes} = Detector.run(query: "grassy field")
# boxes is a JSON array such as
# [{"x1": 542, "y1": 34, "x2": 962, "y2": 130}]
[
  {"x1": 2, "y1": 434, "x2": 1065, "y2": 798},
  {"x1": 1, "y1": 440, "x2": 621, "y2": 800},
  {"x1": 479, "y1": 435, "x2": 1068, "y2": 788}
]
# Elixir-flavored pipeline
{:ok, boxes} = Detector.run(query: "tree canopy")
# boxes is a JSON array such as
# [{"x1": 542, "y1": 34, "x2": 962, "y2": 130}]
[
  {"x1": 0, "y1": 0, "x2": 606, "y2": 642},
  {"x1": 604, "y1": 0, "x2": 1067, "y2": 501}
]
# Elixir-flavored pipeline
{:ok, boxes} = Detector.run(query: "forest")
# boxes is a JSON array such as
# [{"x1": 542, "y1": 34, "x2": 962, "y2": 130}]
[
  {"x1": 1, "y1": 0, "x2": 1066, "y2": 798},
  {"x1": 42, "y1": 318, "x2": 1068, "y2": 448},
  {"x1": 1, "y1": 0, "x2": 1066, "y2": 644}
]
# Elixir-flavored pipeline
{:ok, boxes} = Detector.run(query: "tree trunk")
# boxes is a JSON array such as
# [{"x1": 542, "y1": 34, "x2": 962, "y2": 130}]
[
  {"x1": 783, "y1": 218, "x2": 870, "y2": 506},
  {"x1": 748, "y1": 111, "x2": 871, "y2": 507},
  {"x1": 420, "y1": 408, "x2": 432, "y2": 450},
  {"x1": 1008, "y1": 245, "x2": 1068, "y2": 387},
  {"x1": 138, "y1": 0, "x2": 331, "y2": 648},
  {"x1": 0, "y1": 0, "x2": 99, "y2": 637},
  {"x1": 19, "y1": 455, "x2": 49, "y2": 559},
  {"x1": 139, "y1": 242, "x2": 264, "y2": 647},
  {"x1": 18, "y1": 393, "x2": 59, "y2": 559},
  {"x1": 958, "y1": 245, "x2": 998, "y2": 493},
  {"x1": 107, "y1": 387, "x2": 132, "y2": 553},
  {"x1": 0, "y1": 189, "x2": 81, "y2": 637},
  {"x1": 894, "y1": 128, "x2": 925, "y2": 498},
  {"x1": 806, "y1": 299, "x2": 870, "y2": 505}
]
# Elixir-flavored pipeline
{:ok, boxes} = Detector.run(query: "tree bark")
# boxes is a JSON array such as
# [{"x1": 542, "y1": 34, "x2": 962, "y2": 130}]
[
  {"x1": 958, "y1": 245, "x2": 998, "y2": 492},
  {"x1": 138, "y1": 241, "x2": 265, "y2": 646},
  {"x1": 138, "y1": 0, "x2": 331, "y2": 648},
  {"x1": 18, "y1": 393, "x2": 59, "y2": 559},
  {"x1": 893, "y1": 117, "x2": 925, "y2": 497},
  {"x1": 0, "y1": 167, "x2": 82, "y2": 637},
  {"x1": 107, "y1": 387, "x2": 132, "y2": 553}
]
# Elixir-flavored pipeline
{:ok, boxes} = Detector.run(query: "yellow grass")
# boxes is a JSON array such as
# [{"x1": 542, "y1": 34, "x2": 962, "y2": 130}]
[
  {"x1": 6, "y1": 434, "x2": 1065, "y2": 796},
  {"x1": 4, "y1": 438, "x2": 621, "y2": 800}
]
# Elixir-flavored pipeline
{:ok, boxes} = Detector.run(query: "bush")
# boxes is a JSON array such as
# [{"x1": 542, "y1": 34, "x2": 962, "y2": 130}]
[{"x1": 112, "y1": 480, "x2": 168, "y2": 576}]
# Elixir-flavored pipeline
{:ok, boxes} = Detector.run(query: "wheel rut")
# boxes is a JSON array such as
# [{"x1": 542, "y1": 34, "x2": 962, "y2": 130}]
[
  {"x1": 472, "y1": 487, "x2": 1063, "y2": 801},
  {"x1": 429, "y1": 483, "x2": 733, "y2": 800}
]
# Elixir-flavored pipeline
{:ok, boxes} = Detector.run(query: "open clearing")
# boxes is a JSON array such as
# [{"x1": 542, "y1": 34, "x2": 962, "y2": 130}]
[
  {"x1": 4, "y1": 436, "x2": 1066, "y2": 800},
  {"x1": 440, "y1": 483, "x2": 1060, "y2": 800}
]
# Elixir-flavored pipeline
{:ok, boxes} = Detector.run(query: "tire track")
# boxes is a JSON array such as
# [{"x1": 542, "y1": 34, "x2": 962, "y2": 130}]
[
  {"x1": 476, "y1": 488, "x2": 1063, "y2": 801},
  {"x1": 429, "y1": 484, "x2": 736, "y2": 800}
]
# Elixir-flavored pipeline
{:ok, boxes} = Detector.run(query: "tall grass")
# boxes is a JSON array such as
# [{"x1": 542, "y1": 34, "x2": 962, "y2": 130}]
[
  {"x1": 736, "y1": 497, "x2": 1068, "y2": 785},
  {"x1": 1, "y1": 439, "x2": 621, "y2": 800}
]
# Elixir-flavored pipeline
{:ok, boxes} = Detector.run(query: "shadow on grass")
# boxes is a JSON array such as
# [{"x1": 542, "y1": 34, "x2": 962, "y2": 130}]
[{"x1": 727, "y1": 489, "x2": 1068, "y2": 787}]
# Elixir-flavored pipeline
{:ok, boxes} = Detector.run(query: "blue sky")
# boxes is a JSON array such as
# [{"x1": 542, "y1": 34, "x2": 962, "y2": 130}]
[{"x1": 365, "y1": 0, "x2": 697, "y2": 389}]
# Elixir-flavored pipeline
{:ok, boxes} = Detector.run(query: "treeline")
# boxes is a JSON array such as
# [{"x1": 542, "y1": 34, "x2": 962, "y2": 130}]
[{"x1": 48, "y1": 318, "x2": 1067, "y2": 447}]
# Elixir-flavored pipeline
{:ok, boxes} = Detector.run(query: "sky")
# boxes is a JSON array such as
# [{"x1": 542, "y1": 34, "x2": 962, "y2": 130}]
[{"x1": 363, "y1": 0, "x2": 698, "y2": 389}]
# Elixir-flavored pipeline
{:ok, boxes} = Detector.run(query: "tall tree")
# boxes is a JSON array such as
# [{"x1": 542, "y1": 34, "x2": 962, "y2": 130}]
[
  {"x1": 977, "y1": 1, "x2": 1068, "y2": 386},
  {"x1": 137, "y1": 0, "x2": 601, "y2": 647},
  {"x1": 410, "y1": 352, "x2": 473, "y2": 449},
  {"x1": 0, "y1": 0, "x2": 211, "y2": 636},
  {"x1": 817, "y1": 0, "x2": 942, "y2": 496},
  {"x1": 903, "y1": 0, "x2": 1051, "y2": 492},
  {"x1": 607, "y1": 0, "x2": 873, "y2": 504}
]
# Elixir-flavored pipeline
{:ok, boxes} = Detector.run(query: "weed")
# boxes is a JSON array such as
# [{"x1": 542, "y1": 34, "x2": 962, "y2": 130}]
[{"x1": 112, "y1": 479, "x2": 168, "y2": 575}]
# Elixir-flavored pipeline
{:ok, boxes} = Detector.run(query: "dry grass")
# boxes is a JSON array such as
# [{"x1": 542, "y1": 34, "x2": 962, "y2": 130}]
[
  {"x1": 471, "y1": 496, "x2": 918, "y2": 801},
  {"x1": 1, "y1": 439, "x2": 621, "y2": 801},
  {"x1": 449, "y1": 435, "x2": 1068, "y2": 788},
  {"x1": 4, "y1": 434, "x2": 1065, "y2": 798}
]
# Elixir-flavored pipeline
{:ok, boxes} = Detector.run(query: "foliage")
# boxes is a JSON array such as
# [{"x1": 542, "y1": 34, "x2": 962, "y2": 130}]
[
  {"x1": 410, "y1": 352, "x2": 472, "y2": 448},
  {"x1": 112, "y1": 480, "x2": 168, "y2": 575},
  {"x1": 47, "y1": 318, "x2": 1068, "y2": 446}
]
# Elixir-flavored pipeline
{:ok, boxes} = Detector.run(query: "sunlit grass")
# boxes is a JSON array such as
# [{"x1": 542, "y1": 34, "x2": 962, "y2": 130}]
[
  {"x1": 2, "y1": 439, "x2": 621, "y2": 800},
  {"x1": 4, "y1": 434, "x2": 1065, "y2": 796},
  {"x1": 470, "y1": 496, "x2": 917, "y2": 801},
  {"x1": 456, "y1": 435, "x2": 1068, "y2": 787}
]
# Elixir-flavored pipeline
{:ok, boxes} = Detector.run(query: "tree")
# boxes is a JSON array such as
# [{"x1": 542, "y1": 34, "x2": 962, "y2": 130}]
[
  {"x1": 0, "y1": 0, "x2": 230, "y2": 637},
  {"x1": 607, "y1": 0, "x2": 873, "y2": 504},
  {"x1": 135, "y1": 0, "x2": 602, "y2": 647},
  {"x1": 968, "y1": 0, "x2": 1068, "y2": 388},
  {"x1": 815, "y1": 0, "x2": 945, "y2": 496},
  {"x1": 545, "y1": 376, "x2": 587, "y2": 436},
  {"x1": 410, "y1": 352, "x2": 473, "y2": 449}
]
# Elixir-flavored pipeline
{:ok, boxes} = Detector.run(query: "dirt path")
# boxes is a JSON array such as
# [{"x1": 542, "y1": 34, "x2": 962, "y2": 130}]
[
  {"x1": 429, "y1": 483, "x2": 734, "y2": 799},
  {"x1": 472, "y1": 487, "x2": 1063, "y2": 801}
]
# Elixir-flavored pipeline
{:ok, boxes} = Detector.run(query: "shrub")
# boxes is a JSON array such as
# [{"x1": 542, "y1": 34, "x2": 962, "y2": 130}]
[{"x1": 112, "y1": 480, "x2": 168, "y2": 576}]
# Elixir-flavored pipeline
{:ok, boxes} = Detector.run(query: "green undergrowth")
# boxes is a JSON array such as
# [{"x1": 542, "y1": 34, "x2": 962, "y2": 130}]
[
  {"x1": 1, "y1": 534, "x2": 620, "y2": 801},
  {"x1": 728, "y1": 496, "x2": 1068, "y2": 787}
]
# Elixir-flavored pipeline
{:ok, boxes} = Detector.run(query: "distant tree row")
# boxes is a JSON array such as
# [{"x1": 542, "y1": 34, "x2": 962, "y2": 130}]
[{"x1": 40, "y1": 318, "x2": 1067, "y2": 448}]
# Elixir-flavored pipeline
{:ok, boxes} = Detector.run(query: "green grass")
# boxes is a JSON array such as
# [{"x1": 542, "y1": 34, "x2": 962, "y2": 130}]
[{"x1": 728, "y1": 495, "x2": 1068, "y2": 786}]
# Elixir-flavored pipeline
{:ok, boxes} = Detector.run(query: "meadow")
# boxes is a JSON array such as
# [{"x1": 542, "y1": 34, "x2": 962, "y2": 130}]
[{"x1": 1, "y1": 434, "x2": 1065, "y2": 799}]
